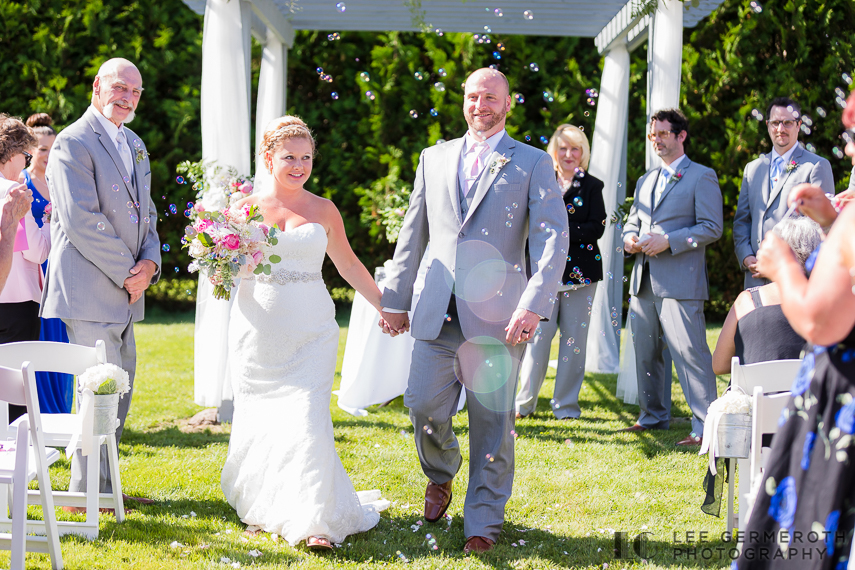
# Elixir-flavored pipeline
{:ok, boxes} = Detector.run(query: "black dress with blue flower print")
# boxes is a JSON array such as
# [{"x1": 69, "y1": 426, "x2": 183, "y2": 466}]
[{"x1": 735, "y1": 331, "x2": 855, "y2": 569}]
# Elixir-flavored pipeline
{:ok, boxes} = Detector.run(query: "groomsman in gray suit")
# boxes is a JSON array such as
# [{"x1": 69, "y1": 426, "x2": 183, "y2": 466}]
[
  {"x1": 620, "y1": 108, "x2": 723, "y2": 446},
  {"x1": 379, "y1": 68, "x2": 568, "y2": 553},
  {"x1": 42, "y1": 58, "x2": 161, "y2": 499},
  {"x1": 733, "y1": 97, "x2": 834, "y2": 288}
]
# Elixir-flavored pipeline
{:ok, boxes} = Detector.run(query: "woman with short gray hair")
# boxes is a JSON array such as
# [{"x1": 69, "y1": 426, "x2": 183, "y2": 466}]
[{"x1": 711, "y1": 215, "x2": 820, "y2": 374}]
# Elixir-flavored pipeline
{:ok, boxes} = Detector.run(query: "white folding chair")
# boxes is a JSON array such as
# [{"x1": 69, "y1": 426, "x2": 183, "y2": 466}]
[
  {"x1": 726, "y1": 357, "x2": 801, "y2": 534},
  {"x1": 0, "y1": 363, "x2": 63, "y2": 569},
  {"x1": 743, "y1": 387, "x2": 791, "y2": 525},
  {"x1": 0, "y1": 341, "x2": 124, "y2": 540}
]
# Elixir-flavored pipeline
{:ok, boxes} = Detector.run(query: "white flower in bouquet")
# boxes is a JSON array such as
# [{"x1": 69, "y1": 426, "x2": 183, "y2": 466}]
[
  {"x1": 201, "y1": 189, "x2": 229, "y2": 212},
  {"x1": 78, "y1": 363, "x2": 130, "y2": 397}
]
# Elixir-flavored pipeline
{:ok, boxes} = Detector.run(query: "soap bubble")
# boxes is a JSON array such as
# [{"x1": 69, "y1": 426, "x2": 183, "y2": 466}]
[
  {"x1": 366, "y1": 91, "x2": 376, "y2": 100},
  {"x1": 409, "y1": 110, "x2": 419, "y2": 119},
  {"x1": 162, "y1": 244, "x2": 171, "y2": 252},
  {"x1": 540, "y1": 136, "x2": 548, "y2": 144},
  {"x1": 359, "y1": 71, "x2": 370, "y2": 82},
  {"x1": 327, "y1": 32, "x2": 341, "y2": 41},
  {"x1": 523, "y1": 10, "x2": 534, "y2": 19},
  {"x1": 494, "y1": 8, "x2": 503, "y2": 16},
  {"x1": 749, "y1": 0, "x2": 762, "y2": 12},
  {"x1": 430, "y1": 108, "x2": 439, "y2": 117},
  {"x1": 437, "y1": 68, "x2": 447, "y2": 77},
  {"x1": 335, "y1": 2, "x2": 346, "y2": 12},
  {"x1": 434, "y1": 82, "x2": 446, "y2": 92},
  {"x1": 543, "y1": 90, "x2": 554, "y2": 102},
  {"x1": 514, "y1": 93, "x2": 525, "y2": 104},
  {"x1": 331, "y1": 92, "x2": 339, "y2": 100},
  {"x1": 96, "y1": 221, "x2": 106, "y2": 231},
  {"x1": 529, "y1": 63, "x2": 539, "y2": 72},
  {"x1": 414, "y1": 71, "x2": 424, "y2": 80},
  {"x1": 493, "y1": 51, "x2": 502, "y2": 60}
]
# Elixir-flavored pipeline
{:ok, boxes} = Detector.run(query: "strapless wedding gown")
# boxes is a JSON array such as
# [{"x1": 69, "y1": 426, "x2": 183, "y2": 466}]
[{"x1": 221, "y1": 222, "x2": 388, "y2": 545}]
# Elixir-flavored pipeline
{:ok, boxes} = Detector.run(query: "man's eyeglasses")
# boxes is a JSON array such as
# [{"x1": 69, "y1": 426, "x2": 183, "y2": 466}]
[
  {"x1": 22, "y1": 151, "x2": 32, "y2": 169},
  {"x1": 647, "y1": 130, "x2": 676, "y2": 141},
  {"x1": 767, "y1": 119, "x2": 799, "y2": 130}
]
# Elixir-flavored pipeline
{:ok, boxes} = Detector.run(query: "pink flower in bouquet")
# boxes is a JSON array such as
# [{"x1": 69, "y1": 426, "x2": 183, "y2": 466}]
[
  {"x1": 239, "y1": 182, "x2": 253, "y2": 194},
  {"x1": 195, "y1": 218, "x2": 213, "y2": 232},
  {"x1": 221, "y1": 233, "x2": 241, "y2": 250},
  {"x1": 258, "y1": 223, "x2": 270, "y2": 236},
  {"x1": 194, "y1": 202, "x2": 205, "y2": 212}
]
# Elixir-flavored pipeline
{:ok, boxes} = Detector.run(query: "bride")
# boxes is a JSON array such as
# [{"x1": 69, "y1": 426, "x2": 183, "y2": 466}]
[{"x1": 221, "y1": 116, "x2": 389, "y2": 549}]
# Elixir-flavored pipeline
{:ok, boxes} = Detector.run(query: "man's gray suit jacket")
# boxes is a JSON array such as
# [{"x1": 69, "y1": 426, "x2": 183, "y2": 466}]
[
  {"x1": 622, "y1": 157, "x2": 723, "y2": 301},
  {"x1": 733, "y1": 144, "x2": 834, "y2": 275},
  {"x1": 41, "y1": 107, "x2": 161, "y2": 323},
  {"x1": 381, "y1": 132, "x2": 569, "y2": 342}
]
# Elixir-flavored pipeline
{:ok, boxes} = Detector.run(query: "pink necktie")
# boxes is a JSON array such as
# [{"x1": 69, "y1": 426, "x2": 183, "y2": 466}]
[{"x1": 466, "y1": 142, "x2": 489, "y2": 195}]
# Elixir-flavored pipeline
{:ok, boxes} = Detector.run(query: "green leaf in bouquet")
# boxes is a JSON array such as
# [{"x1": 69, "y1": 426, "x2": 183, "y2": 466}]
[
  {"x1": 253, "y1": 264, "x2": 264, "y2": 274},
  {"x1": 96, "y1": 378, "x2": 117, "y2": 395},
  {"x1": 269, "y1": 254, "x2": 282, "y2": 264},
  {"x1": 268, "y1": 237, "x2": 278, "y2": 246},
  {"x1": 199, "y1": 232, "x2": 215, "y2": 247},
  {"x1": 263, "y1": 264, "x2": 272, "y2": 275}
]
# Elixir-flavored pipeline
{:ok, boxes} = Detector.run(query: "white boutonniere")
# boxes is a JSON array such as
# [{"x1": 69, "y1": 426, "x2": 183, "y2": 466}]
[
  {"x1": 785, "y1": 159, "x2": 798, "y2": 173},
  {"x1": 135, "y1": 148, "x2": 146, "y2": 164},
  {"x1": 489, "y1": 155, "x2": 511, "y2": 174}
]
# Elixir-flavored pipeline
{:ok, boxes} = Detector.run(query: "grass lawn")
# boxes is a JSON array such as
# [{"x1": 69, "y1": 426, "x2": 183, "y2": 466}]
[{"x1": 7, "y1": 308, "x2": 738, "y2": 569}]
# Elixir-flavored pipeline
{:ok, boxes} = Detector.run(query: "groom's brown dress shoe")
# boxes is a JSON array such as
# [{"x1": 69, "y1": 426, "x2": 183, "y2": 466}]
[
  {"x1": 464, "y1": 536, "x2": 495, "y2": 554},
  {"x1": 617, "y1": 423, "x2": 647, "y2": 433},
  {"x1": 424, "y1": 480, "x2": 453, "y2": 523},
  {"x1": 676, "y1": 434, "x2": 702, "y2": 446}
]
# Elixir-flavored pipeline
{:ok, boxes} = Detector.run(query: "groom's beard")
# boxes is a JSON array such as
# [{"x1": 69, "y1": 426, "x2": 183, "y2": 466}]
[
  {"x1": 465, "y1": 107, "x2": 506, "y2": 135},
  {"x1": 103, "y1": 101, "x2": 136, "y2": 124}
]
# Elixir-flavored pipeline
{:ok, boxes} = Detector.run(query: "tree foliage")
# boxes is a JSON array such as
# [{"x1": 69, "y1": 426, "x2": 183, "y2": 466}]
[{"x1": 2, "y1": 0, "x2": 853, "y2": 316}]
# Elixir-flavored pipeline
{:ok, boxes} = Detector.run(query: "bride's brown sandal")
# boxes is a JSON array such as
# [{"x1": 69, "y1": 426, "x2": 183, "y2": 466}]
[{"x1": 306, "y1": 536, "x2": 332, "y2": 551}]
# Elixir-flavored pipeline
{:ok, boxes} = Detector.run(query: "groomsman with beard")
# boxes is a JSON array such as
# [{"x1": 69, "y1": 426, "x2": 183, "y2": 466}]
[
  {"x1": 733, "y1": 97, "x2": 834, "y2": 288},
  {"x1": 379, "y1": 68, "x2": 568, "y2": 553},
  {"x1": 42, "y1": 58, "x2": 161, "y2": 502},
  {"x1": 619, "y1": 108, "x2": 723, "y2": 446}
]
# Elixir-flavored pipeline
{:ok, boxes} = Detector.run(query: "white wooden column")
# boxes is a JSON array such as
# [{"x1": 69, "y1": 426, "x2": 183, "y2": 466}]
[
  {"x1": 586, "y1": 42, "x2": 630, "y2": 374},
  {"x1": 645, "y1": 0, "x2": 684, "y2": 169},
  {"x1": 194, "y1": 0, "x2": 253, "y2": 417},
  {"x1": 254, "y1": 29, "x2": 289, "y2": 183}
]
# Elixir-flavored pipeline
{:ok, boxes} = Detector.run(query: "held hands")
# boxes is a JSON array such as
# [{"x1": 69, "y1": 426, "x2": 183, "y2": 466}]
[
  {"x1": 505, "y1": 308, "x2": 540, "y2": 346},
  {"x1": 378, "y1": 310, "x2": 410, "y2": 337},
  {"x1": 742, "y1": 255, "x2": 764, "y2": 279},
  {"x1": 124, "y1": 259, "x2": 157, "y2": 304},
  {"x1": 624, "y1": 235, "x2": 642, "y2": 254},
  {"x1": 756, "y1": 233, "x2": 797, "y2": 283},
  {"x1": 640, "y1": 233, "x2": 670, "y2": 257}
]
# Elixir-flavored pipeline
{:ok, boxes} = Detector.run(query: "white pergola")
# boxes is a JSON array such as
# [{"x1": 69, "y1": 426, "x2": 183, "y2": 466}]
[{"x1": 185, "y1": 0, "x2": 725, "y2": 411}]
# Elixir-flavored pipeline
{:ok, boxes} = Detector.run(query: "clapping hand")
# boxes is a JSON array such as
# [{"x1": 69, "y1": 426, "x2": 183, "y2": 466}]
[
  {"x1": 124, "y1": 259, "x2": 157, "y2": 304},
  {"x1": 1, "y1": 184, "x2": 33, "y2": 225},
  {"x1": 379, "y1": 311, "x2": 410, "y2": 337}
]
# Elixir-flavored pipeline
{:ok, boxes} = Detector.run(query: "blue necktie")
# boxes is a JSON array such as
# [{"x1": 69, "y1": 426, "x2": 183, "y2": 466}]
[{"x1": 770, "y1": 156, "x2": 783, "y2": 190}]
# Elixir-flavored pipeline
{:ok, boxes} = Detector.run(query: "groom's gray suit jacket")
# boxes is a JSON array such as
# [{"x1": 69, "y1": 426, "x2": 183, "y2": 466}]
[
  {"x1": 41, "y1": 107, "x2": 161, "y2": 323},
  {"x1": 733, "y1": 144, "x2": 833, "y2": 288},
  {"x1": 381, "y1": 132, "x2": 569, "y2": 341}
]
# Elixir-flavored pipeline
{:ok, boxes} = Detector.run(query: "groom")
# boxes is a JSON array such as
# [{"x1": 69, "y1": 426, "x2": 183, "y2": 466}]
[
  {"x1": 380, "y1": 68, "x2": 569, "y2": 553},
  {"x1": 42, "y1": 58, "x2": 161, "y2": 498}
]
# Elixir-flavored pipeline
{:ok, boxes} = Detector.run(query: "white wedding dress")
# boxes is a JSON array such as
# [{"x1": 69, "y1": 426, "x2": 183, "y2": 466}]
[{"x1": 221, "y1": 222, "x2": 388, "y2": 545}]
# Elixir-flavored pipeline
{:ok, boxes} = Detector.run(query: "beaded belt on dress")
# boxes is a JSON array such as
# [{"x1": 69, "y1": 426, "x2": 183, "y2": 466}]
[{"x1": 249, "y1": 269, "x2": 322, "y2": 285}]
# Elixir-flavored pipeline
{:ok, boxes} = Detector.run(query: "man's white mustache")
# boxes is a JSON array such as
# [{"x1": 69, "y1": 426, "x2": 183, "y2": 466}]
[{"x1": 104, "y1": 101, "x2": 136, "y2": 124}]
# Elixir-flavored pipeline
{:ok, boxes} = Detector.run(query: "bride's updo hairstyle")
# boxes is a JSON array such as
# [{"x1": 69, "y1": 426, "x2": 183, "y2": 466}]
[{"x1": 258, "y1": 115, "x2": 315, "y2": 173}]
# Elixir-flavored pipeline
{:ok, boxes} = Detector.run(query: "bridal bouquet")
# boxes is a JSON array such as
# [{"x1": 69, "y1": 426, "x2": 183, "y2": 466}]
[
  {"x1": 184, "y1": 203, "x2": 281, "y2": 300},
  {"x1": 78, "y1": 363, "x2": 130, "y2": 397},
  {"x1": 176, "y1": 159, "x2": 253, "y2": 213}
]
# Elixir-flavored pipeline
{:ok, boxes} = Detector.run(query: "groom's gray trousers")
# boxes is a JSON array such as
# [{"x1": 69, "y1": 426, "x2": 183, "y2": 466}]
[
  {"x1": 63, "y1": 315, "x2": 136, "y2": 493},
  {"x1": 404, "y1": 302, "x2": 524, "y2": 542}
]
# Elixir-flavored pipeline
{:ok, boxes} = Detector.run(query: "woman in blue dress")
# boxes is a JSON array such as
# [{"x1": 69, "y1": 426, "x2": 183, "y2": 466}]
[{"x1": 19, "y1": 113, "x2": 72, "y2": 413}]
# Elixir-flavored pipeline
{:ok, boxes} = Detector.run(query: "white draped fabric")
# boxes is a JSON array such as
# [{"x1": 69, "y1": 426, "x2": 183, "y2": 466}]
[
  {"x1": 645, "y1": 0, "x2": 684, "y2": 169},
  {"x1": 194, "y1": 0, "x2": 252, "y2": 407},
  {"x1": 254, "y1": 31, "x2": 288, "y2": 186},
  {"x1": 585, "y1": 43, "x2": 630, "y2": 374}
]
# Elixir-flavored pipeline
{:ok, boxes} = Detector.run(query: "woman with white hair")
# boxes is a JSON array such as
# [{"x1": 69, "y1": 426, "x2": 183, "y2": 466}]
[
  {"x1": 711, "y1": 215, "x2": 820, "y2": 374},
  {"x1": 515, "y1": 124, "x2": 606, "y2": 420}
]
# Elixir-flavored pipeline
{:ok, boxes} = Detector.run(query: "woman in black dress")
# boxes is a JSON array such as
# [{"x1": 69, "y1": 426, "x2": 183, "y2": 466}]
[
  {"x1": 711, "y1": 216, "x2": 819, "y2": 373},
  {"x1": 515, "y1": 124, "x2": 606, "y2": 419},
  {"x1": 734, "y1": 92, "x2": 855, "y2": 569}
]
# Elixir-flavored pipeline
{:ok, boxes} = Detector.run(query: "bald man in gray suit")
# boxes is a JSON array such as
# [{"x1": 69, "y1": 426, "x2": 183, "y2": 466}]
[
  {"x1": 733, "y1": 97, "x2": 834, "y2": 289},
  {"x1": 42, "y1": 58, "x2": 160, "y2": 499},
  {"x1": 379, "y1": 68, "x2": 568, "y2": 553}
]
